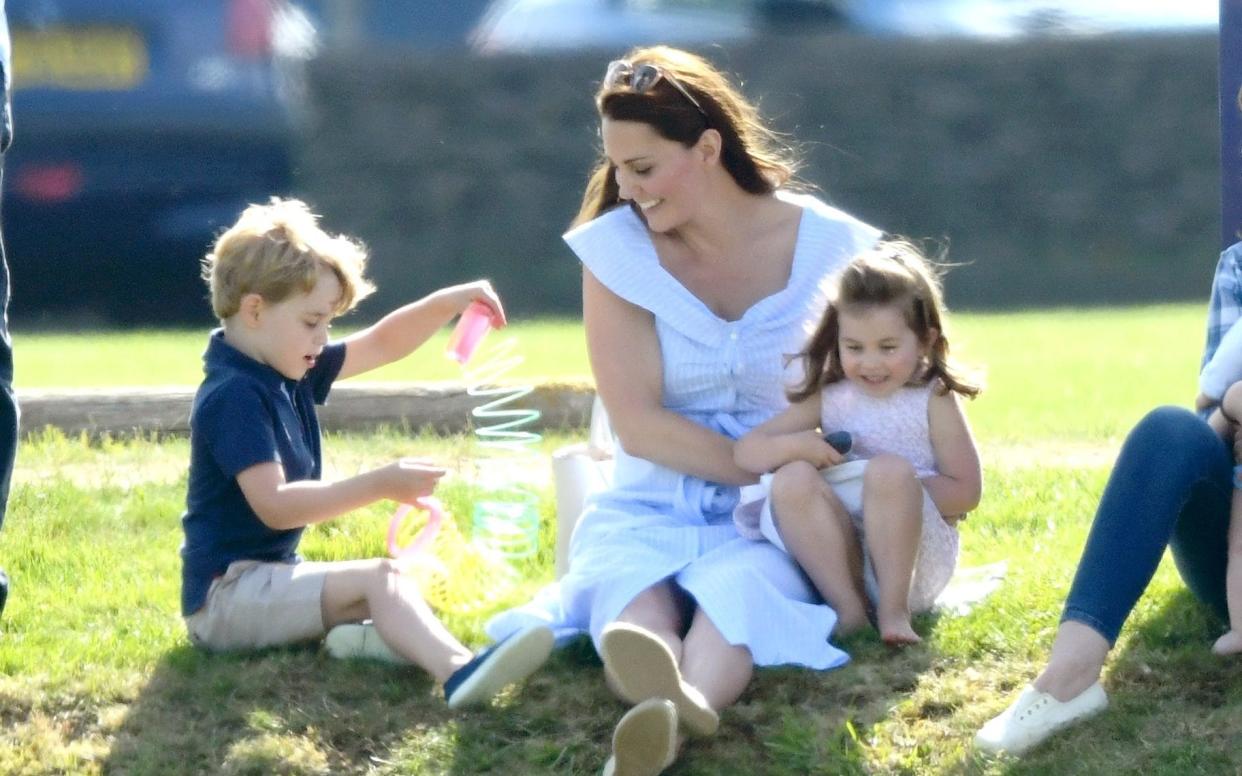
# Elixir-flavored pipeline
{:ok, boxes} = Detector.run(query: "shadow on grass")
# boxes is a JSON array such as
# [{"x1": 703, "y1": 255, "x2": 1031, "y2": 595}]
[
  {"x1": 102, "y1": 623, "x2": 936, "y2": 775},
  {"x1": 100, "y1": 636, "x2": 620, "y2": 775},
  {"x1": 446, "y1": 626, "x2": 937, "y2": 776},
  {"x1": 100, "y1": 641, "x2": 592, "y2": 774},
  {"x1": 730, "y1": 628, "x2": 938, "y2": 776}
]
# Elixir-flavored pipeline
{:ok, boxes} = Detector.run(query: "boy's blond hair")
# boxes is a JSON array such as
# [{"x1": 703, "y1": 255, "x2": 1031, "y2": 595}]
[{"x1": 203, "y1": 198, "x2": 375, "y2": 320}]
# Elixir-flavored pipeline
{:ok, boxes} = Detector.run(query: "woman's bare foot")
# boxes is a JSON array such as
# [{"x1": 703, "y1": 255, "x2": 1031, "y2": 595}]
[
  {"x1": 877, "y1": 608, "x2": 921, "y2": 646},
  {"x1": 1212, "y1": 629, "x2": 1242, "y2": 655}
]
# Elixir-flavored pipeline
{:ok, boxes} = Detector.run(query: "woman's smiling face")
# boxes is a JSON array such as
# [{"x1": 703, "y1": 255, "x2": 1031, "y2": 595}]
[{"x1": 602, "y1": 118, "x2": 702, "y2": 232}]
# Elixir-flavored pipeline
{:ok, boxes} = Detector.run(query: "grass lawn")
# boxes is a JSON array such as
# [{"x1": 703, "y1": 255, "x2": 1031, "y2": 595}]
[
  {"x1": 11, "y1": 319, "x2": 595, "y2": 389},
  {"x1": 3, "y1": 303, "x2": 1239, "y2": 775}
]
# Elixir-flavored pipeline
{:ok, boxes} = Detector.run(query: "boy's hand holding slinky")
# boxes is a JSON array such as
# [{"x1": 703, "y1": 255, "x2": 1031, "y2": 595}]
[
  {"x1": 375, "y1": 458, "x2": 447, "y2": 504},
  {"x1": 434, "y1": 280, "x2": 507, "y2": 329}
]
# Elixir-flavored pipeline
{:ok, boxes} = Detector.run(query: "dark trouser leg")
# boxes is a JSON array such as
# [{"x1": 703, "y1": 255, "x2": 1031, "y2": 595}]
[
  {"x1": 0, "y1": 251, "x2": 10, "y2": 616},
  {"x1": 0, "y1": 72, "x2": 14, "y2": 615},
  {"x1": 0, "y1": 212, "x2": 15, "y2": 533},
  {"x1": 1061, "y1": 406, "x2": 1232, "y2": 645}
]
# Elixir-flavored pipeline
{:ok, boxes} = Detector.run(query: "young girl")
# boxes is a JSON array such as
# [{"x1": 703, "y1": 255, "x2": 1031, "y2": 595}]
[
  {"x1": 733, "y1": 240, "x2": 982, "y2": 645},
  {"x1": 1194, "y1": 319, "x2": 1242, "y2": 656}
]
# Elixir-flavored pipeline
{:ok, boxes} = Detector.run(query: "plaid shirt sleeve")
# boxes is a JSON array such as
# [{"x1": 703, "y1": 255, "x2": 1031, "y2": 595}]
[{"x1": 1202, "y1": 242, "x2": 1242, "y2": 370}]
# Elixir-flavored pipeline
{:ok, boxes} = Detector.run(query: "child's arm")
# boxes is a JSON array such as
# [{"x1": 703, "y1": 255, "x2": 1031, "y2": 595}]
[
  {"x1": 336, "y1": 280, "x2": 505, "y2": 381},
  {"x1": 923, "y1": 387, "x2": 982, "y2": 521},
  {"x1": 734, "y1": 394, "x2": 844, "y2": 474},
  {"x1": 236, "y1": 458, "x2": 446, "y2": 531}
]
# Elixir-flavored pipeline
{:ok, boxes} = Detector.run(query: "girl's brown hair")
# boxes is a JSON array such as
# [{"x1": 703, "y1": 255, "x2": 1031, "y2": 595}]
[
  {"x1": 788, "y1": 239, "x2": 982, "y2": 402},
  {"x1": 572, "y1": 46, "x2": 801, "y2": 227}
]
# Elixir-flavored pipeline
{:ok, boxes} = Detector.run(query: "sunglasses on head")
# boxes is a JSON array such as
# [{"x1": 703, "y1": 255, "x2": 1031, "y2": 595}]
[{"x1": 602, "y1": 59, "x2": 708, "y2": 123}]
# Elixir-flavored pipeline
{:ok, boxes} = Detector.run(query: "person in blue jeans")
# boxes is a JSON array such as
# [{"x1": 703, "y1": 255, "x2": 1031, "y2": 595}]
[
  {"x1": 0, "y1": 1, "x2": 17, "y2": 619},
  {"x1": 975, "y1": 242, "x2": 1242, "y2": 755}
]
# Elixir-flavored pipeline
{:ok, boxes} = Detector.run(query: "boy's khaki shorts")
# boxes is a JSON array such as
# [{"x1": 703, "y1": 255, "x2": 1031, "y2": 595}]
[{"x1": 185, "y1": 559, "x2": 330, "y2": 651}]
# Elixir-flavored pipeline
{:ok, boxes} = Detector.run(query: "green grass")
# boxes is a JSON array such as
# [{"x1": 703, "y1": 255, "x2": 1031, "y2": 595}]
[
  {"x1": 12, "y1": 319, "x2": 593, "y2": 388},
  {"x1": 2, "y1": 303, "x2": 1239, "y2": 775}
]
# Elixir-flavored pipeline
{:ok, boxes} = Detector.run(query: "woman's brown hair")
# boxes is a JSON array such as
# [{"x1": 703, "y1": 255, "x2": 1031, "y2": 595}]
[
  {"x1": 572, "y1": 46, "x2": 801, "y2": 227},
  {"x1": 788, "y1": 239, "x2": 982, "y2": 403}
]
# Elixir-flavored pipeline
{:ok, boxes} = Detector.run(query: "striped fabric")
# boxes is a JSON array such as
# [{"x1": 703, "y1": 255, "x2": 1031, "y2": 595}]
[
  {"x1": 1199, "y1": 242, "x2": 1242, "y2": 406},
  {"x1": 487, "y1": 192, "x2": 881, "y2": 670},
  {"x1": 1202, "y1": 241, "x2": 1242, "y2": 373}
]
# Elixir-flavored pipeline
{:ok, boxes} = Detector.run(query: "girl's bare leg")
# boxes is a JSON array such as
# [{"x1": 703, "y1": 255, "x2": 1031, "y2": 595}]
[
  {"x1": 768, "y1": 460, "x2": 869, "y2": 635},
  {"x1": 1212, "y1": 491, "x2": 1242, "y2": 655},
  {"x1": 861, "y1": 455, "x2": 923, "y2": 645}
]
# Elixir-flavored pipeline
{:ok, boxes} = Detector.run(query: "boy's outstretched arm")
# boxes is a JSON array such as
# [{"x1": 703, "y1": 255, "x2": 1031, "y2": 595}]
[
  {"x1": 337, "y1": 280, "x2": 505, "y2": 381},
  {"x1": 236, "y1": 459, "x2": 446, "y2": 531}
]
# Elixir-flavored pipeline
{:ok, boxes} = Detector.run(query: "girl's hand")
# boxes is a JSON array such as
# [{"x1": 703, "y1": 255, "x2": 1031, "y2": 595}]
[
  {"x1": 377, "y1": 458, "x2": 447, "y2": 503},
  {"x1": 441, "y1": 280, "x2": 507, "y2": 328},
  {"x1": 796, "y1": 430, "x2": 844, "y2": 470}
]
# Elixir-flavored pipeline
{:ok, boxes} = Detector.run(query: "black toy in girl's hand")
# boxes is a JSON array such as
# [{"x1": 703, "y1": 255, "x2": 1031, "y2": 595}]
[{"x1": 824, "y1": 430, "x2": 853, "y2": 455}]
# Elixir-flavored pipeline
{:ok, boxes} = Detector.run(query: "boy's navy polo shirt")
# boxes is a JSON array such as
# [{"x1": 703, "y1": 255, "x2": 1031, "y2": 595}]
[{"x1": 180, "y1": 330, "x2": 346, "y2": 616}]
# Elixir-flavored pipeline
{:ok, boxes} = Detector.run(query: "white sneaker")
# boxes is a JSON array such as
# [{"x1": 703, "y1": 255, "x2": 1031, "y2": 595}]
[
  {"x1": 324, "y1": 622, "x2": 407, "y2": 665},
  {"x1": 602, "y1": 698, "x2": 678, "y2": 776},
  {"x1": 975, "y1": 682, "x2": 1108, "y2": 755},
  {"x1": 599, "y1": 623, "x2": 719, "y2": 737}
]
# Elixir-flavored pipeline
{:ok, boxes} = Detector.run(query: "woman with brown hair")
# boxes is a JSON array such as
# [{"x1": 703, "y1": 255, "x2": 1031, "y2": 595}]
[{"x1": 489, "y1": 46, "x2": 886, "y2": 775}]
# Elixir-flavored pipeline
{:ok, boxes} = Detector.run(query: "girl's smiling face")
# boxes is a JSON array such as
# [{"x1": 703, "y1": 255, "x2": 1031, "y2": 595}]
[
  {"x1": 601, "y1": 118, "x2": 704, "y2": 232},
  {"x1": 837, "y1": 303, "x2": 930, "y2": 398}
]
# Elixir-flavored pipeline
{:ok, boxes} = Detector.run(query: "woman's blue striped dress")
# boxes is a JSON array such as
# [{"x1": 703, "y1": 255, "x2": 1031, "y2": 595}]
[{"x1": 487, "y1": 191, "x2": 880, "y2": 669}]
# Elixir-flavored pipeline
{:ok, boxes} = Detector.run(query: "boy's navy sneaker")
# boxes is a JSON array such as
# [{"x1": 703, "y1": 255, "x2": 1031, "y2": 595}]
[
  {"x1": 444, "y1": 625, "x2": 554, "y2": 709},
  {"x1": 0, "y1": 569, "x2": 6, "y2": 618}
]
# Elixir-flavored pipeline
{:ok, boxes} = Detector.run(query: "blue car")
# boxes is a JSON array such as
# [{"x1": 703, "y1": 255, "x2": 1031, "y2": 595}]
[{"x1": 3, "y1": 0, "x2": 315, "y2": 324}]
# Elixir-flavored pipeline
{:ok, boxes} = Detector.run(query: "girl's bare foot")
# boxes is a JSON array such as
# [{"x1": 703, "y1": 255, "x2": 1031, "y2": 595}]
[
  {"x1": 1212, "y1": 629, "x2": 1242, "y2": 656},
  {"x1": 827, "y1": 586, "x2": 870, "y2": 640},
  {"x1": 877, "y1": 608, "x2": 921, "y2": 646},
  {"x1": 832, "y1": 609, "x2": 870, "y2": 638}
]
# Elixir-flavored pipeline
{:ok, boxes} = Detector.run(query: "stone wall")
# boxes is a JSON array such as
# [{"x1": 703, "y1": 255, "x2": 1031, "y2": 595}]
[{"x1": 297, "y1": 32, "x2": 1220, "y2": 319}]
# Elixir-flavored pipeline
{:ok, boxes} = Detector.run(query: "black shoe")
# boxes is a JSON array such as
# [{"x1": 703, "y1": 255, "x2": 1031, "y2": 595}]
[{"x1": 0, "y1": 569, "x2": 7, "y2": 617}]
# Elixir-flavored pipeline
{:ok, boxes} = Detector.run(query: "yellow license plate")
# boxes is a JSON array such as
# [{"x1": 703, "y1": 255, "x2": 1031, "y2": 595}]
[{"x1": 12, "y1": 27, "x2": 148, "y2": 91}]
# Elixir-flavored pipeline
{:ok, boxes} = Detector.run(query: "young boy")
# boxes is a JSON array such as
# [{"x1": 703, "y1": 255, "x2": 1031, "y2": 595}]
[{"x1": 180, "y1": 197, "x2": 552, "y2": 707}]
